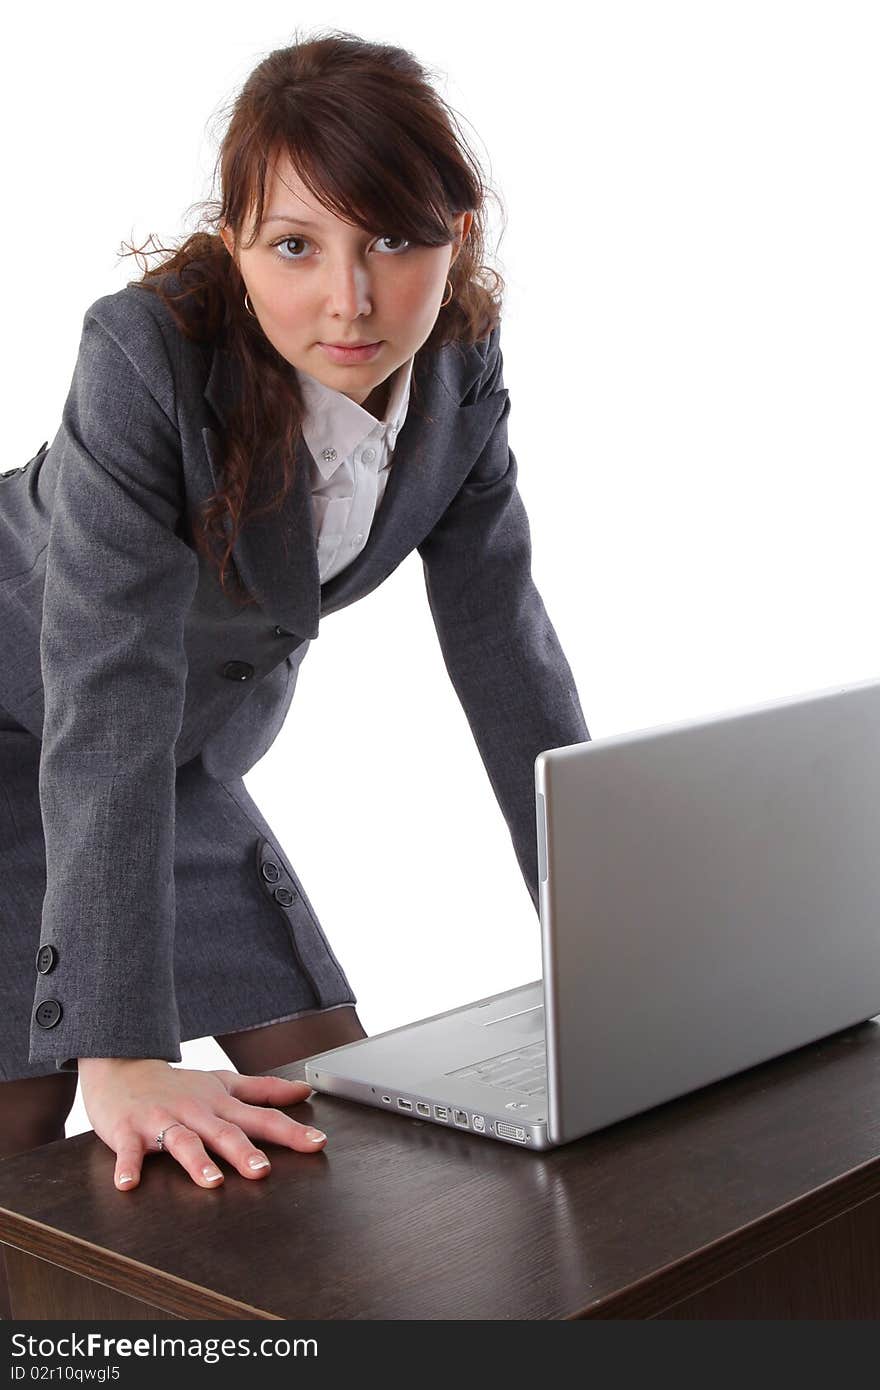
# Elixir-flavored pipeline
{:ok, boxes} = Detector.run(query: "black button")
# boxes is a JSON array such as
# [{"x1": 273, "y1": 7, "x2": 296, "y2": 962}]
[
  {"x1": 35, "y1": 945, "x2": 58, "y2": 975},
  {"x1": 274, "y1": 886, "x2": 298, "y2": 907},
  {"x1": 261, "y1": 860, "x2": 281, "y2": 883},
  {"x1": 273, "y1": 625, "x2": 289, "y2": 638},
  {"x1": 222, "y1": 660, "x2": 254, "y2": 681},
  {"x1": 35, "y1": 999, "x2": 63, "y2": 1029}
]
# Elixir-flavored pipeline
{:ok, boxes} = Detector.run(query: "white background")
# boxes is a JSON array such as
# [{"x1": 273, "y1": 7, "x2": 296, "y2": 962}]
[{"x1": 2, "y1": 1, "x2": 877, "y2": 1138}]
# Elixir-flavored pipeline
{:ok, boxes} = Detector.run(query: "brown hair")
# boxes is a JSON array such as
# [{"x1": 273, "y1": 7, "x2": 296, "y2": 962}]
[{"x1": 119, "y1": 27, "x2": 506, "y2": 606}]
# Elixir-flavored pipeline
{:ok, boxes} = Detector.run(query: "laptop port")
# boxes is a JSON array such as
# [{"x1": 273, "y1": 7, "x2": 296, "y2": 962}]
[
  {"x1": 381, "y1": 1095, "x2": 392, "y2": 1104},
  {"x1": 472, "y1": 1115, "x2": 486, "y2": 1132},
  {"x1": 416, "y1": 1102, "x2": 430, "y2": 1117},
  {"x1": 397, "y1": 1098, "x2": 413, "y2": 1111},
  {"x1": 453, "y1": 1109, "x2": 469, "y2": 1128},
  {"x1": 434, "y1": 1105, "x2": 449, "y2": 1122},
  {"x1": 495, "y1": 1121, "x2": 528, "y2": 1143}
]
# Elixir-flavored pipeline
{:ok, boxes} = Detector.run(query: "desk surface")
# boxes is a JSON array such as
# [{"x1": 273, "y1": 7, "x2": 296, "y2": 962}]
[{"x1": 1, "y1": 1020, "x2": 880, "y2": 1320}]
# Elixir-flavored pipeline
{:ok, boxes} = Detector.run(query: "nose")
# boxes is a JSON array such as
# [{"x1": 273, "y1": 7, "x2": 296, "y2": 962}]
[{"x1": 324, "y1": 257, "x2": 373, "y2": 321}]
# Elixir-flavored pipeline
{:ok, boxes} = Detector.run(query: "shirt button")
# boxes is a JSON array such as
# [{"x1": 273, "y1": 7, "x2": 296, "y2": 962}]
[{"x1": 362, "y1": 448, "x2": 376, "y2": 463}]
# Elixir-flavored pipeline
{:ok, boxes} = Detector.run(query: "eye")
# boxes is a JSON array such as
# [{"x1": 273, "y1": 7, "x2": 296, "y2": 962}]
[
  {"x1": 374, "y1": 235, "x2": 411, "y2": 255},
  {"x1": 271, "y1": 235, "x2": 311, "y2": 262},
  {"x1": 270, "y1": 233, "x2": 411, "y2": 263}
]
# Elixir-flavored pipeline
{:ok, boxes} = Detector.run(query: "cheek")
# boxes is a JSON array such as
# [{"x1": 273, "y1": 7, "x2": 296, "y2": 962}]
[
  {"x1": 263, "y1": 284, "x2": 314, "y2": 340},
  {"x1": 390, "y1": 264, "x2": 444, "y2": 322}
]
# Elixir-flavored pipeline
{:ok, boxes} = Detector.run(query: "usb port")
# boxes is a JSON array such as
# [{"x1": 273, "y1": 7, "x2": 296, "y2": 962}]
[
  {"x1": 397, "y1": 1098, "x2": 413, "y2": 1111},
  {"x1": 434, "y1": 1105, "x2": 449, "y2": 1122}
]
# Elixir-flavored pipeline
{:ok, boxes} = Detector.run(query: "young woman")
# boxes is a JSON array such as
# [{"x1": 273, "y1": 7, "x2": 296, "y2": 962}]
[{"x1": 0, "y1": 29, "x2": 588, "y2": 1229}]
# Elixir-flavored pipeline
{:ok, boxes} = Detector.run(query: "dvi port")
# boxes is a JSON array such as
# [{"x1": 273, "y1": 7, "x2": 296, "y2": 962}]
[{"x1": 495, "y1": 1122, "x2": 528, "y2": 1143}]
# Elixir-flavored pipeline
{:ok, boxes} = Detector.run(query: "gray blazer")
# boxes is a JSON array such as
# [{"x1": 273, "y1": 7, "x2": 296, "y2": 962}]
[{"x1": 0, "y1": 281, "x2": 589, "y2": 1071}]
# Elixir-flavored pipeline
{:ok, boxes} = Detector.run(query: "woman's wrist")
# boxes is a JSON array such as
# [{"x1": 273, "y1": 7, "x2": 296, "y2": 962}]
[{"x1": 78, "y1": 1057, "x2": 168, "y2": 1075}]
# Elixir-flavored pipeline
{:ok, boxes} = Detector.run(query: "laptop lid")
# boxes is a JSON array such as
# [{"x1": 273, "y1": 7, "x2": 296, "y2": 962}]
[{"x1": 536, "y1": 675, "x2": 880, "y2": 1146}]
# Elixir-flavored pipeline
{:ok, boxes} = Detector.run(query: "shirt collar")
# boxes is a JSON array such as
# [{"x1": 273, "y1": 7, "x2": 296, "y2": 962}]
[{"x1": 296, "y1": 354, "x2": 415, "y2": 479}]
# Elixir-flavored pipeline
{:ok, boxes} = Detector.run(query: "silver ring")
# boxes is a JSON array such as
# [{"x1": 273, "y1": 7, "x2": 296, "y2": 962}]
[{"x1": 156, "y1": 1122, "x2": 185, "y2": 1151}]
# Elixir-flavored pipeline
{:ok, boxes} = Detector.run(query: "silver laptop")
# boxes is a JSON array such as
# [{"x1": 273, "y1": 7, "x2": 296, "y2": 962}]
[{"x1": 304, "y1": 675, "x2": 880, "y2": 1149}]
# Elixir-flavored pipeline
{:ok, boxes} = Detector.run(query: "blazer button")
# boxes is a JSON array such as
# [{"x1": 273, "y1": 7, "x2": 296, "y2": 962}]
[
  {"x1": 35, "y1": 944, "x2": 58, "y2": 975},
  {"x1": 273, "y1": 625, "x2": 289, "y2": 638},
  {"x1": 261, "y1": 860, "x2": 281, "y2": 883},
  {"x1": 222, "y1": 660, "x2": 254, "y2": 681},
  {"x1": 35, "y1": 999, "x2": 63, "y2": 1029},
  {"x1": 274, "y1": 886, "x2": 298, "y2": 906}
]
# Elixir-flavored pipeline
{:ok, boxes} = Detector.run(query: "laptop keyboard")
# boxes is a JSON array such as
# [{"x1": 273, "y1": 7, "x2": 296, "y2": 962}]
[{"x1": 445, "y1": 1039, "x2": 547, "y2": 1096}]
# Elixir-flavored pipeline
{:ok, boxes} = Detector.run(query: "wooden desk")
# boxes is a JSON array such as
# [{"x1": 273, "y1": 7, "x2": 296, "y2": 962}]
[{"x1": 1, "y1": 1020, "x2": 879, "y2": 1320}]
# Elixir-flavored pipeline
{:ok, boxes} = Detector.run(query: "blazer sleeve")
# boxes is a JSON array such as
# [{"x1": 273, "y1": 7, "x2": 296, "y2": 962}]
[
  {"x1": 416, "y1": 324, "x2": 590, "y2": 915},
  {"x1": 29, "y1": 300, "x2": 200, "y2": 1074}
]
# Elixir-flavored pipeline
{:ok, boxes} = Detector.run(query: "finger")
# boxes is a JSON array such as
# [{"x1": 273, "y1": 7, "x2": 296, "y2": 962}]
[
  {"x1": 217, "y1": 1096, "x2": 327, "y2": 1152},
  {"x1": 221, "y1": 1072, "x2": 315, "y2": 1105},
  {"x1": 154, "y1": 1120, "x2": 226, "y2": 1188},
  {"x1": 114, "y1": 1132, "x2": 146, "y2": 1191},
  {"x1": 196, "y1": 1115, "x2": 278, "y2": 1180}
]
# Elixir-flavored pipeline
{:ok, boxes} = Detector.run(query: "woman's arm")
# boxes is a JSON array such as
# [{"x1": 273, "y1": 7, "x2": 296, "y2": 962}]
[
  {"x1": 31, "y1": 298, "x2": 200, "y2": 1074},
  {"x1": 417, "y1": 326, "x2": 590, "y2": 914}
]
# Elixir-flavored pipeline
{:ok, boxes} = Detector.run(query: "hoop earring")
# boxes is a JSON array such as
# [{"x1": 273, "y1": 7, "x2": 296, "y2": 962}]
[
  {"x1": 440, "y1": 278, "x2": 453, "y2": 309},
  {"x1": 244, "y1": 289, "x2": 256, "y2": 317}
]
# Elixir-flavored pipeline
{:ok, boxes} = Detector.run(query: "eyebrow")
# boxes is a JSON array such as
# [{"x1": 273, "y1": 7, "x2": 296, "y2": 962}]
[{"x1": 261, "y1": 213, "x2": 325, "y2": 227}]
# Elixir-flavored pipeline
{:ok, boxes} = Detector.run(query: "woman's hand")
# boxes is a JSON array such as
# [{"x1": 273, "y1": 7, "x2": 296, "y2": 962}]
[{"x1": 78, "y1": 1057, "x2": 327, "y2": 1191}]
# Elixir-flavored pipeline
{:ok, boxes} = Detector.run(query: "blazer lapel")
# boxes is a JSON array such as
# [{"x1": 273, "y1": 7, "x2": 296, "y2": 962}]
[{"x1": 202, "y1": 338, "x2": 507, "y2": 638}]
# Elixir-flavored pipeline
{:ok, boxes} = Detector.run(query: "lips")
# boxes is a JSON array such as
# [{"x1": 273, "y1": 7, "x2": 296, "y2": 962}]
[{"x1": 319, "y1": 341, "x2": 383, "y2": 364}]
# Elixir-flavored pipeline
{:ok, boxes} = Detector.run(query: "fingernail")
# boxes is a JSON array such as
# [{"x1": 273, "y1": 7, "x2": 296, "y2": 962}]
[
  {"x1": 248, "y1": 1156, "x2": 270, "y2": 1170},
  {"x1": 305, "y1": 1129, "x2": 326, "y2": 1142},
  {"x1": 203, "y1": 1166, "x2": 223, "y2": 1181},
  {"x1": 118, "y1": 1173, "x2": 134, "y2": 1184}
]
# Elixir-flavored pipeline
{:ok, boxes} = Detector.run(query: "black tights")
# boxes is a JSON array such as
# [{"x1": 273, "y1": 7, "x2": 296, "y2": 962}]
[{"x1": 0, "y1": 1005, "x2": 367, "y2": 1318}]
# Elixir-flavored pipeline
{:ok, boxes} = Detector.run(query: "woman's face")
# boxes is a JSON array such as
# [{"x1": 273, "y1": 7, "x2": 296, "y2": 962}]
[{"x1": 220, "y1": 154, "x2": 472, "y2": 411}]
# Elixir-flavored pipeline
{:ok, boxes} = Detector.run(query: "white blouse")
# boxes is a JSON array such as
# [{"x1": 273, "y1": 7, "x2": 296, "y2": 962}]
[{"x1": 295, "y1": 353, "x2": 415, "y2": 584}]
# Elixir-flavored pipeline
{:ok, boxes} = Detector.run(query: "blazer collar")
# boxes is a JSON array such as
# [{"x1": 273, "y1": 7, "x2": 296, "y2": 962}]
[{"x1": 201, "y1": 336, "x2": 505, "y2": 639}]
